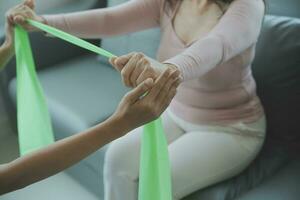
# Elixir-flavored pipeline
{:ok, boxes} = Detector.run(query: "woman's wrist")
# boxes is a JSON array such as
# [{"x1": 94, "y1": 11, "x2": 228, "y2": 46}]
[
  {"x1": 164, "y1": 63, "x2": 178, "y2": 71},
  {"x1": 38, "y1": 15, "x2": 47, "y2": 25},
  {"x1": 164, "y1": 63, "x2": 183, "y2": 80},
  {"x1": 32, "y1": 15, "x2": 47, "y2": 26},
  {"x1": 28, "y1": 15, "x2": 47, "y2": 32},
  {"x1": 1, "y1": 41, "x2": 14, "y2": 57},
  {"x1": 0, "y1": 43, "x2": 14, "y2": 71}
]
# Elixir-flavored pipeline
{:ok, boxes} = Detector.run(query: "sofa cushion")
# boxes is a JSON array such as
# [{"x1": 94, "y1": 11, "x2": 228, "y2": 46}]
[
  {"x1": 183, "y1": 145, "x2": 291, "y2": 200},
  {"x1": 252, "y1": 15, "x2": 300, "y2": 154},
  {"x1": 99, "y1": 0, "x2": 161, "y2": 61},
  {"x1": 236, "y1": 159, "x2": 300, "y2": 200}
]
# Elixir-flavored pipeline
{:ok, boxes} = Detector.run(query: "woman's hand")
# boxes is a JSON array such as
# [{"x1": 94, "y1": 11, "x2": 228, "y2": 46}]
[
  {"x1": 6, "y1": 0, "x2": 44, "y2": 32},
  {"x1": 109, "y1": 52, "x2": 180, "y2": 88},
  {"x1": 0, "y1": 16, "x2": 15, "y2": 71},
  {"x1": 2, "y1": 15, "x2": 14, "y2": 51},
  {"x1": 111, "y1": 68, "x2": 182, "y2": 134}
]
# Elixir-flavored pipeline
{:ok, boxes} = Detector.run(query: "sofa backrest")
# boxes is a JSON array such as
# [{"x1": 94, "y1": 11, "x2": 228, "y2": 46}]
[
  {"x1": 252, "y1": 15, "x2": 300, "y2": 153},
  {"x1": 100, "y1": 0, "x2": 161, "y2": 59},
  {"x1": 266, "y1": 0, "x2": 300, "y2": 18}
]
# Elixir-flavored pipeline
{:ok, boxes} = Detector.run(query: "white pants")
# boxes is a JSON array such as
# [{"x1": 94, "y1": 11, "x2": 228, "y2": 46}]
[{"x1": 103, "y1": 110, "x2": 266, "y2": 200}]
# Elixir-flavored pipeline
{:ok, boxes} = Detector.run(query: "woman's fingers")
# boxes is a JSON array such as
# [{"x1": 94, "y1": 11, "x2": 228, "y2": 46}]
[
  {"x1": 136, "y1": 64, "x2": 156, "y2": 86},
  {"x1": 113, "y1": 53, "x2": 135, "y2": 72},
  {"x1": 130, "y1": 57, "x2": 147, "y2": 87},
  {"x1": 24, "y1": 0, "x2": 35, "y2": 9},
  {"x1": 4, "y1": 18, "x2": 13, "y2": 45},
  {"x1": 7, "y1": 4, "x2": 36, "y2": 29},
  {"x1": 14, "y1": 15, "x2": 26, "y2": 25},
  {"x1": 109, "y1": 56, "x2": 118, "y2": 70},
  {"x1": 124, "y1": 78, "x2": 153, "y2": 104},
  {"x1": 111, "y1": 52, "x2": 158, "y2": 88},
  {"x1": 121, "y1": 53, "x2": 143, "y2": 87}
]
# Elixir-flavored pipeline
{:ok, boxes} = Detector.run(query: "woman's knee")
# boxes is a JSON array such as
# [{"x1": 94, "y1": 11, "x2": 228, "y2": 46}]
[{"x1": 104, "y1": 128, "x2": 142, "y2": 177}]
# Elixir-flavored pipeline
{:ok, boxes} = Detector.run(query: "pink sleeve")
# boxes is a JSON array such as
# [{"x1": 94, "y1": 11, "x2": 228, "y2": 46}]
[
  {"x1": 43, "y1": 0, "x2": 161, "y2": 38},
  {"x1": 163, "y1": 0, "x2": 265, "y2": 80}
]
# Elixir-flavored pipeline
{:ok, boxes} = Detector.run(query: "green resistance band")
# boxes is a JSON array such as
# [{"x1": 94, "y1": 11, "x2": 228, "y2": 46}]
[
  {"x1": 15, "y1": 25, "x2": 54, "y2": 155},
  {"x1": 15, "y1": 20, "x2": 172, "y2": 200}
]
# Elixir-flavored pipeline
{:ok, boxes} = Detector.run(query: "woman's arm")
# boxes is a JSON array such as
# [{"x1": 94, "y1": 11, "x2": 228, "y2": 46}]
[
  {"x1": 107, "y1": 0, "x2": 265, "y2": 87},
  {"x1": 1, "y1": 0, "x2": 37, "y2": 71},
  {"x1": 0, "y1": 69, "x2": 181, "y2": 195},
  {"x1": 0, "y1": 45, "x2": 13, "y2": 72},
  {"x1": 0, "y1": 19, "x2": 14, "y2": 71},
  {"x1": 8, "y1": 0, "x2": 162, "y2": 39},
  {"x1": 163, "y1": 0, "x2": 265, "y2": 80}
]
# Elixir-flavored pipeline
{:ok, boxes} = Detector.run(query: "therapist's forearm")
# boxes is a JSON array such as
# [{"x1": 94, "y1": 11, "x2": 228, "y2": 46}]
[
  {"x1": 0, "y1": 43, "x2": 14, "y2": 71},
  {"x1": 0, "y1": 116, "x2": 127, "y2": 195}
]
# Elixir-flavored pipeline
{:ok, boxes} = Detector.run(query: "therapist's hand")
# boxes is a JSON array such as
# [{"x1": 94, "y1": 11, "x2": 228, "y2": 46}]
[
  {"x1": 111, "y1": 68, "x2": 181, "y2": 134},
  {"x1": 109, "y1": 52, "x2": 181, "y2": 88},
  {"x1": 6, "y1": 0, "x2": 44, "y2": 32}
]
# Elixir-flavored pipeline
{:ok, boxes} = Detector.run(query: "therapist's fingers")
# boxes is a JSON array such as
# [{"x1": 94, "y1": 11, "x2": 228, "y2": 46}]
[
  {"x1": 159, "y1": 86, "x2": 177, "y2": 113},
  {"x1": 155, "y1": 70, "x2": 181, "y2": 104},
  {"x1": 145, "y1": 68, "x2": 172, "y2": 101},
  {"x1": 124, "y1": 78, "x2": 154, "y2": 104}
]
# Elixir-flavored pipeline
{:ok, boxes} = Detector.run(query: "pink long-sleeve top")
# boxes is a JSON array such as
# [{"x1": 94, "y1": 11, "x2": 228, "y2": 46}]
[{"x1": 44, "y1": 0, "x2": 266, "y2": 125}]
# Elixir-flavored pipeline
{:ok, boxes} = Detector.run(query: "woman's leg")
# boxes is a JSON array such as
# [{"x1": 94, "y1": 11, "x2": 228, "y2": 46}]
[
  {"x1": 168, "y1": 117, "x2": 266, "y2": 200},
  {"x1": 103, "y1": 112, "x2": 185, "y2": 200}
]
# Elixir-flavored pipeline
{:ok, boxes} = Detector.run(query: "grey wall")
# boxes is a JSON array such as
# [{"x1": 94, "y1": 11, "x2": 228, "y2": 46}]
[
  {"x1": 267, "y1": 0, "x2": 300, "y2": 18},
  {"x1": 0, "y1": 0, "x2": 97, "y2": 35}
]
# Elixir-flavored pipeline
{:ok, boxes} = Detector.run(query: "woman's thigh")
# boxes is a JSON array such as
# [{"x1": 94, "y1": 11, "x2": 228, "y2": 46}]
[{"x1": 169, "y1": 130, "x2": 265, "y2": 200}]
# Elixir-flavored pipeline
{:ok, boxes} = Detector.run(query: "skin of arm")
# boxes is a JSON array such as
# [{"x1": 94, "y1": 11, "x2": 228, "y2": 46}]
[
  {"x1": 0, "y1": 69, "x2": 181, "y2": 195},
  {"x1": 1, "y1": 0, "x2": 36, "y2": 71},
  {"x1": 7, "y1": 0, "x2": 161, "y2": 39},
  {"x1": 109, "y1": 0, "x2": 265, "y2": 87},
  {"x1": 0, "y1": 19, "x2": 14, "y2": 71},
  {"x1": 109, "y1": 52, "x2": 180, "y2": 88}
]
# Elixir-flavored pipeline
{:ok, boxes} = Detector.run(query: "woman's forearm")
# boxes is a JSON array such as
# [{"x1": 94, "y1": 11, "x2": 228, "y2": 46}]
[
  {"x1": 0, "y1": 117, "x2": 127, "y2": 195},
  {"x1": 163, "y1": 0, "x2": 265, "y2": 81},
  {"x1": 42, "y1": 0, "x2": 161, "y2": 39},
  {"x1": 0, "y1": 43, "x2": 14, "y2": 71}
]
